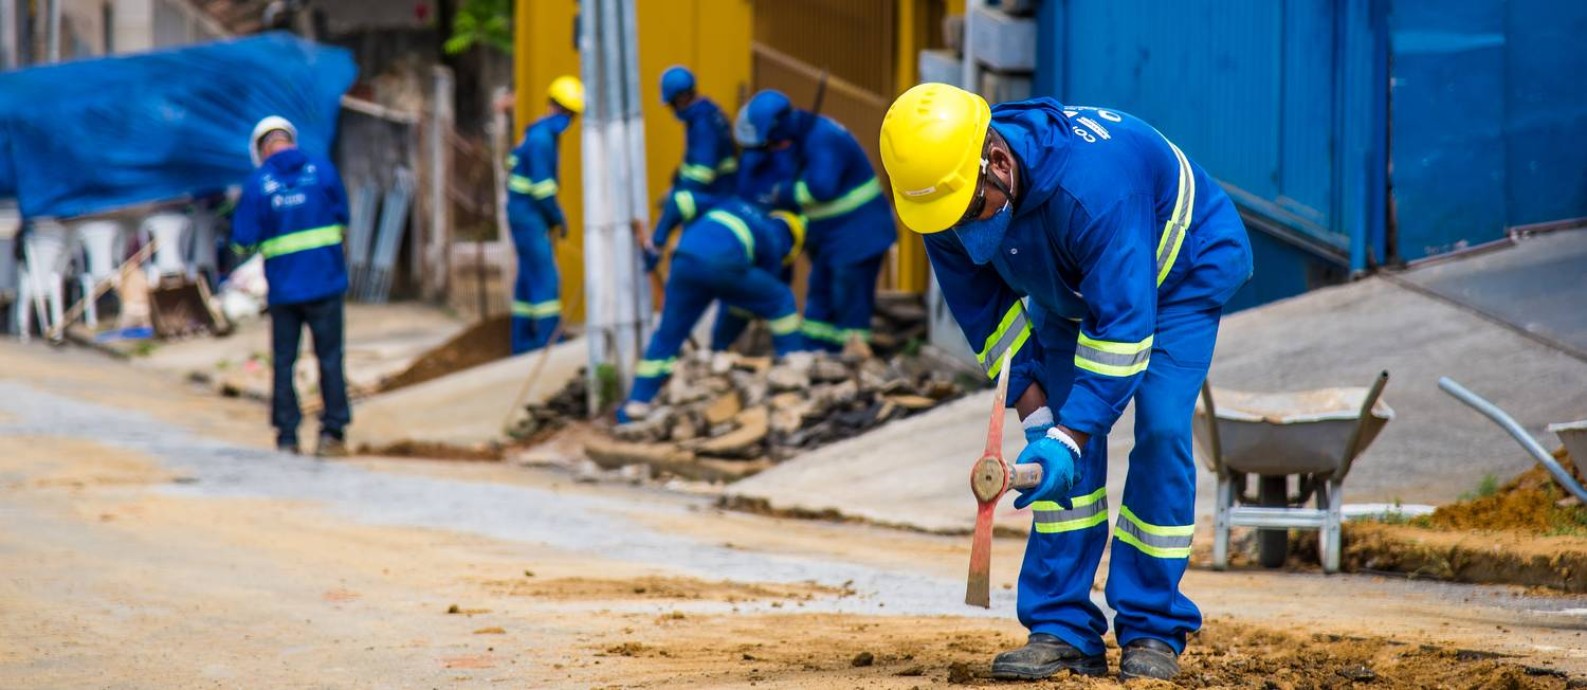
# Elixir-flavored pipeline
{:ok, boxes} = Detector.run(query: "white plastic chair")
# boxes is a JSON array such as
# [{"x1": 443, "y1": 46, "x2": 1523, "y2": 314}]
[
  {"x1": 74, "y1": 219, "x2": 124, "y2": 328},
  {"x1": 17, "y1": 219, "x2": 75, "y2": 340},
  {"x1": 141, "y1": 211, "x2": 192, "y2": 280}
]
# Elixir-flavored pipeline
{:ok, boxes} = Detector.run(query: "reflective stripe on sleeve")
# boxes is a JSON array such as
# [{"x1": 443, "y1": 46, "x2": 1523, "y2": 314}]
[
  {"x1": 528, "y1": 178, "x2": 559, "y2": 199},
  {"x1": 977, "y1": 301, "x2": 1032, "y2": 379},
  {"x1": 1074, "y1": 331, "x2": 1152, "y2": 378},
  {"x1": 1113, "y1": 505, "x2": 1193, "y2": 558},
  {"x1": 508, "y1": 174, "x2": 534, "y2": 194},
  {"x1": 511, "y1": 300, "x2": 562, "y2": 318},
  {"x1": 679, "y1": 163, "x2": 716, "y2": 184},
  {"x1": 1155, "y1": 140, "x2": 1195, "y2": 286},
  {"x1": 673, "y1": 190, "x2": 697, "y2": 222}
]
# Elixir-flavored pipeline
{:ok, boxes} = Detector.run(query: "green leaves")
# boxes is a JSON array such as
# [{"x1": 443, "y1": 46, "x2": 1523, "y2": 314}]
[{"x1": 446, "y1": 0, "x2": 513, "y2": 55}]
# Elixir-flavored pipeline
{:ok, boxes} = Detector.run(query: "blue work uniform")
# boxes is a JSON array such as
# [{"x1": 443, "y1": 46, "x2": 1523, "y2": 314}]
[
  {"x1": 924, "y1": 99, "x2": 1252, "y2": 656},
  {"x1": 629, "y1": 192, "x2": 804, "y2": 407},
  {"x1": 506, "y1": 112, "x2": 571, "y2": 354},
  {"x1": 775, "y1": 110, "x2": 897, "y2": 351},
  {"x1": 673, "y1": 98, "x2": 738, "y2": 196},
  {"x1": 232, "y1": 147, "x2": 353, "y2": 441}
]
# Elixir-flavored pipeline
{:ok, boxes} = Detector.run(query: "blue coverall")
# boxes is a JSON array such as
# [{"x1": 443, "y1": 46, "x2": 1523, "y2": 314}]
[
  {"x1": 673, "y1": 98, "x2": 738, "y2": 196},
  {"x1": 702, "y1": 145, "x2": 802, "y2": 350},
  {"x1": 231, "y1": 147, "x2": 353, "y2": 443},
  {"x1": 629, "y1": 193, "x2": 804, "y2": 407},
  {"x1": 924, "y1": 99, "x2": 1252, "y2": 655},
  {"x1": 506, "y1": 112, "x2": 571, "y2": 354},
  {"x1": 772, "y1": 111, "x2": 896, "y2": 351}
]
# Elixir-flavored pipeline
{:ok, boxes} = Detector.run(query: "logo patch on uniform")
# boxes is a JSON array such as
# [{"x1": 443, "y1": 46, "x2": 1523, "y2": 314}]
[
  {"x1": 903, "y1": 186, "x2": 937, "y2": 197},
  {"x1": 1077, "y1": 116, "x2": 1111, "y2": 140}
]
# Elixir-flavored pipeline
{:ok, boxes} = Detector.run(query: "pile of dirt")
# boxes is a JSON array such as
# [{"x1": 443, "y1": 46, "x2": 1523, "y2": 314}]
[
  {"x1": 377, "y1": 315, "x2": 512, "y2": 393},
  {"x1": 591, "y1": 349, "x2": 979, "y2": 482},
  {"x1": 1418, "y1": 448, "x2": 1587, "y2": 535},
  {"x1": 572, "y1": 615, "x2": 1577, "y2": 688}
]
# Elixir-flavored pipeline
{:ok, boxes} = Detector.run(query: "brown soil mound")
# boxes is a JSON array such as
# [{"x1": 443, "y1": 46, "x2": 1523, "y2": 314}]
[
  {"x1": 379, "y1": 315, "x2": 512, "y2": 393},
  {"x1": 579, "y1": 615, "x2": 1575, "y2": 688},
  {"x1": 1419, "y1": 448, "x2": 1587, "y2": 535}
]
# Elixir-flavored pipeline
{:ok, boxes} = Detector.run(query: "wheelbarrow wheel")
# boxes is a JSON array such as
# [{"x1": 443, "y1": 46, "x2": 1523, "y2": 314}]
[{"x1": 1257, "y1": 475, "x2": 1289, "y2": 568}]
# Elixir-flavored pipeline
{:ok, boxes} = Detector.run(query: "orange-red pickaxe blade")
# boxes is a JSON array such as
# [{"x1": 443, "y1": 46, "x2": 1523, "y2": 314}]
[{"x1": 966, "y1": 351, "x2": 1014, "y2": 608}]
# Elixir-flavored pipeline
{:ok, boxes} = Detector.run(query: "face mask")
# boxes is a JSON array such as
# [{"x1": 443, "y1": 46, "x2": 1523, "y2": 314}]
[
  {"x1": 954, "y1": 201, "x2": 1012, "y2": 265},
  {"x1": 952, "y1": 165, "x2": 1014, "y2": 265}
]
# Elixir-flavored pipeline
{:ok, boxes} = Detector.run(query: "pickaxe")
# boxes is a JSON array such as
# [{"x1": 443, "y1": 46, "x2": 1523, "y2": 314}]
[{"x1": 966, "y1": 351, "x2": 1043, "y2": 608}]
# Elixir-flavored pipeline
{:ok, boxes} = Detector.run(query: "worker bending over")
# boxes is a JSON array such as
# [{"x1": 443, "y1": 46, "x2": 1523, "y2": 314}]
[
  {"x1": 619, "y1": 191, "x2": 806, "y2": 423},
  {"x1": 736, "y1": 90, "x2": 895, "y2": 352},
  {"x1": 661, "y1": 66, "x2": 737, "y2": 195},
  {"x1": 232, "y1": 116, "x2": 353, "y2": 457},
  {"x1": 505, "y1": 75, "x2": 584, "y2": 354},
  {"x1": 879, "y1": 84, "x2": 1252, "y2": 682}
]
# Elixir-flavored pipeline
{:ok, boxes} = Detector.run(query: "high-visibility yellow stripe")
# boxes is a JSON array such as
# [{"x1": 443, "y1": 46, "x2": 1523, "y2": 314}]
[
  {"x1": 1119, "y1": 505, "x2": 1195, "y2": 536},
  {"x1": 716, "y1": 157, "x2": 738, "y2": 174},
  {"x1": 259, "y1": 225, "x2": 344, "y2": 259},
  {"x1": 801, "y1": 319, "x2": 841, "y2": 343},
  {"x1": 1032, "y1": 488, "x2": 1109, "y2": 534},
  {"x1": 1031, "y1": 487, "x2": 1108, "y2": 511},
  {"x1": 1074, "y1": 331, "x2": 1152, "y2": 378},
  {"x1": 679, "y1": 163, "x2": 716, "y2": 183},
  {"x1": 528, "y1": 179, "x2": 559, "y2": 199},
  {"x1": 506, "y1": 154, "x2": 519, "y2": 169},
  {"x1": 1113, "y1": 506, "x2": 1194, "y2": 558},
  {"x1": 977, "y1": 301, "x2": 1032, "y2": 379},
  {"x1": 1113, "y1": 529, "x2": 1192, "y2": 559},
  {"x1": 1156, "y1": 140, "x2": 1195, "y2": 286},
  {"x1": 635, "y1": 357, "x2": 677, "y2": 378},
  {"x1": 767, "y1": 313, "x2": 801, "y2": 336},
  {"x1": 705, "y1": 209, "x2": 755, "y2": 262},
  {"x1": 674, "y1": 191, "x2": 697, "y2": 222},
  {"x1": 512, "y1": 300, "x2": 561, "y2": 318},
  {"x1": 796, "y1": 177, "x2": 883, "y2": 220},
  {"x1": 508, "y1": 174, "x2": 533, "y2": 194}
]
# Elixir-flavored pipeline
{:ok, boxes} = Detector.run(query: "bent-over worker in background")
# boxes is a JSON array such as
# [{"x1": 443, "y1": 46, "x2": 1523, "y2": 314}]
[{"x1": 879, "y1": 84, "x2": 1253, "y2": 682}]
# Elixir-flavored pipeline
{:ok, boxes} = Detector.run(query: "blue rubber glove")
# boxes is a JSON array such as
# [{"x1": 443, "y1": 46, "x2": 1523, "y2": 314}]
[
  {"x1": 642, "y1": 247, "x2": 661, "y2": 273},
  {"x1": 1012, "y1": 428, "x2": 1081, "y2": 511}
]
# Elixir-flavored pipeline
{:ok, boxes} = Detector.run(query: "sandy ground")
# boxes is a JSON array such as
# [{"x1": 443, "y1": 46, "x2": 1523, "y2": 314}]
[{"x1": 1, "y1": 340, "x2": 1584, "y2": 688}]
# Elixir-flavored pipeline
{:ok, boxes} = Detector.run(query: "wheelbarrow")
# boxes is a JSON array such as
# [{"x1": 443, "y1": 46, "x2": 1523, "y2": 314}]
[{"x1": 1195, "y1": 371, "x2": 1393, "y2": 573}]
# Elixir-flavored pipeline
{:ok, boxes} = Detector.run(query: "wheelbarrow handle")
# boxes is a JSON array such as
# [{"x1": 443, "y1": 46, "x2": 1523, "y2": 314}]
[{"x1": 1335, "y1": 370, "x2": 1390, "y2": 481}]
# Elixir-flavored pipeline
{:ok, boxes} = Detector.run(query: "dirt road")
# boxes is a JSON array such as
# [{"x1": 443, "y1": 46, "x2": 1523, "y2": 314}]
[{"x1": 1, "y1": 341, "x2": 1583, "y2": 688}]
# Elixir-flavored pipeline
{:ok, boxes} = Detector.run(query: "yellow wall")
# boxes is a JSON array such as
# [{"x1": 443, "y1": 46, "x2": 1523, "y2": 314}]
[{"x1": 514, "y1": 0, "x2": 753, "y2": 323}]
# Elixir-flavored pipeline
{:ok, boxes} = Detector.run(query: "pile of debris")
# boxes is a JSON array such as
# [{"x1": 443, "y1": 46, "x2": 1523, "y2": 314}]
[{"x1": 586, "y1": 349, "x2": 981, "y2": 482}]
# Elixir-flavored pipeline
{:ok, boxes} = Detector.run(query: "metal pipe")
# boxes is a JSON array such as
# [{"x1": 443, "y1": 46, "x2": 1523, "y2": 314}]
[
  {"x1": 578, "y1": 0, "x2": 608, "y2": 416},
  {"x1": 618, "y1": 0, "x2": 652, "y2": 340},
  {"x1": 46, "y1": 0, "x2": 59, "y2": 62},
  {"x1": 1334, "y1": 370, "x2": 1389, "y2": 481},
  {"x1": 1438, "y1": 377, "x2": 1587, "y2": 504},
  {"x1": 0, "y1": 0, "x2": 17, "y2": 69},
  {"x1": 599, "y1": 0, "x2": 635, "y2": 388}
]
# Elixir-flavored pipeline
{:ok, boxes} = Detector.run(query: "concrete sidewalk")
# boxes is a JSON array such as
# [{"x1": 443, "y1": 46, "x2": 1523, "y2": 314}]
[{"x1": 730, "y1": 241, "x2": 1587, "y2": 534}]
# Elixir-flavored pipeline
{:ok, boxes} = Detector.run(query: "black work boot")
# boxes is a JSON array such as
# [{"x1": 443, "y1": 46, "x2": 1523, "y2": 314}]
[
  {"x1": 991, "y1": 633, "x2": 1107, "y2": 680},
  {"x1": 276, "y1": 432, "x2": 300, "y2": 455},
  {"x1": 1119, "y1": 638, "x2": 1179, "y2": 682},
  {"x1": 315, "y1": 430, "x2": 349, "y2": 459}
]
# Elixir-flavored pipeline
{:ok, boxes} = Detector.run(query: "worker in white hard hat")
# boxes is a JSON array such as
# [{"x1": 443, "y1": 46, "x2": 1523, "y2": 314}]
[
  {"x1": 503, "y1": 75, "x2": 584, "y2": 353},
  {"x1": 233, "y1": 116, "x2": 353, "y2": 457},
  {"x1": 879, "y1": 83, "x2": 1253, "y2": 682}
]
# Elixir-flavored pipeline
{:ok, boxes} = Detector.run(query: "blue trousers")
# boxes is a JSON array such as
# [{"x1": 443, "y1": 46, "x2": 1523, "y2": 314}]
[
  {"x1": 802, "y1": 253, "x2": 884, "y2": 352},
  {"x1": 1017, "y1": 304, "x2": 1220, "y2": 656},
  {"x1": 629, "y1": 253, "x2": 801, "y2": 405},
  {"x1": 509, "y1": 208, "x2": 561, "y2": 354},
  {"x1": 269, "y1": 294, "x2": 350, "y2": 441}
]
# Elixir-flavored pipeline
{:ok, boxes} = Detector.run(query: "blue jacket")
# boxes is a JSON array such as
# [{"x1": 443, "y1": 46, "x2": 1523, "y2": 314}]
[
  {"x1": 507, "y1": 113, "x2": 571, "y2": 229},
  {"x1": 774, "y1": 111, "x2": 896, "y2": 262},
  {"x1": 654, "y1": 190, "x2": 798, "y2": 275},
  {"x1": 737, "y1": 146, "x2": 798, "y2": 208},
  {"x1": 232, "y1": 148, "x2": 350, "y2": 306},
  {"x1": 674, "y1": 98, "x2": 738, "y2": 195},
  {"x1": 925, "y1": 98, "x2": 1252, "y2": 438}
]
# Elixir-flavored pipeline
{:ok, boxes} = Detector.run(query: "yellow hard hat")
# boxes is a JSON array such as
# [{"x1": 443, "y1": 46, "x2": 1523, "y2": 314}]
[
  {"x1": 879, "y1": 83, "x2": 991, "y2": 234},
  {"x1": 769, "y1": 210, "x2": 807, "y2": 265},
  {"x1": 548, "y1": 75, "x2": 586, "y2": 115}
]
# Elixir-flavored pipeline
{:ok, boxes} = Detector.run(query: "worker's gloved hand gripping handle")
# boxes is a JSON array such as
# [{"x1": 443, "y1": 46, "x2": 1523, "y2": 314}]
[{"x1": 1013, "y1": 407, "x2": 1080, "y2": 510}]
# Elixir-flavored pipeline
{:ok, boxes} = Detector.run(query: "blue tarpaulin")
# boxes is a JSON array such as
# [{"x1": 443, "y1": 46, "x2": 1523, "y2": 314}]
[{"x1": 0, "y1": 32, "x2": 356, "y2": 219}]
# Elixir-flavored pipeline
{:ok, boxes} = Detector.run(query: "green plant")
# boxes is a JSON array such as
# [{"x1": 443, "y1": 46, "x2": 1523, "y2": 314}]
[
  {"x1": 445, "y1": 0, "x2": 513, "y2": 55},
  {"x1": 1459, "y1": 473, "x2": 1501, "y2": 501},
  {"x1": 595, "y1": 363, "x2": 621, "y2": 412}
]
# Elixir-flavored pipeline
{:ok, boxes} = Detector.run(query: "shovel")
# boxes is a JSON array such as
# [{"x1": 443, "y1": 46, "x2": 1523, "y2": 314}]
[{"x1": 966, "y1": 350, "x2": 1043, "y2": 608}]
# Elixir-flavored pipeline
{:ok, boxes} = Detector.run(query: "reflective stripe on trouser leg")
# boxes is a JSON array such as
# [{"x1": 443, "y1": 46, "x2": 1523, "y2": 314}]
[
  {"x1": 626, "y1": 255, "x2": 721, "y2": 406},
  {"x1": 827, "y1": 255, "x2": 883, "y2": 348},
  {"x1": 714, "y1": 263, "x2": 803, "y2": 357},
  {"x1": 1018, "y1": 321, "x2": 1108, "y2": 656},
  {"x1": 510, "y1": 213, "x2": 560, "y2": 353},
  {"x1": 1105, "y1": 304, "x2": 1221, "y2": 655}
]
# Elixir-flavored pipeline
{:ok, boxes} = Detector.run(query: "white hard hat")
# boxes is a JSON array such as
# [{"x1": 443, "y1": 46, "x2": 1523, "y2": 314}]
[{"x1": 250, "y1": 116, "x2": 298, "y2": 166}]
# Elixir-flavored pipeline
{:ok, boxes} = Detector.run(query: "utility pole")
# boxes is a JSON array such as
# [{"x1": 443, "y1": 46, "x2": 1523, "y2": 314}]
[{"x1": 45, "y1": 0, "x2": 60, "y2": 62}]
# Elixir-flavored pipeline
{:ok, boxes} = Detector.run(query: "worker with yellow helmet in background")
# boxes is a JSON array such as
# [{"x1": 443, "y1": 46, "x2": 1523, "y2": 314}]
[
  {"x1": 879, "y1": 83, "x2": 1252, "y2": 682},
  {"x1": 504, "y1": 75, "x2": 584, "y2": 353}
]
